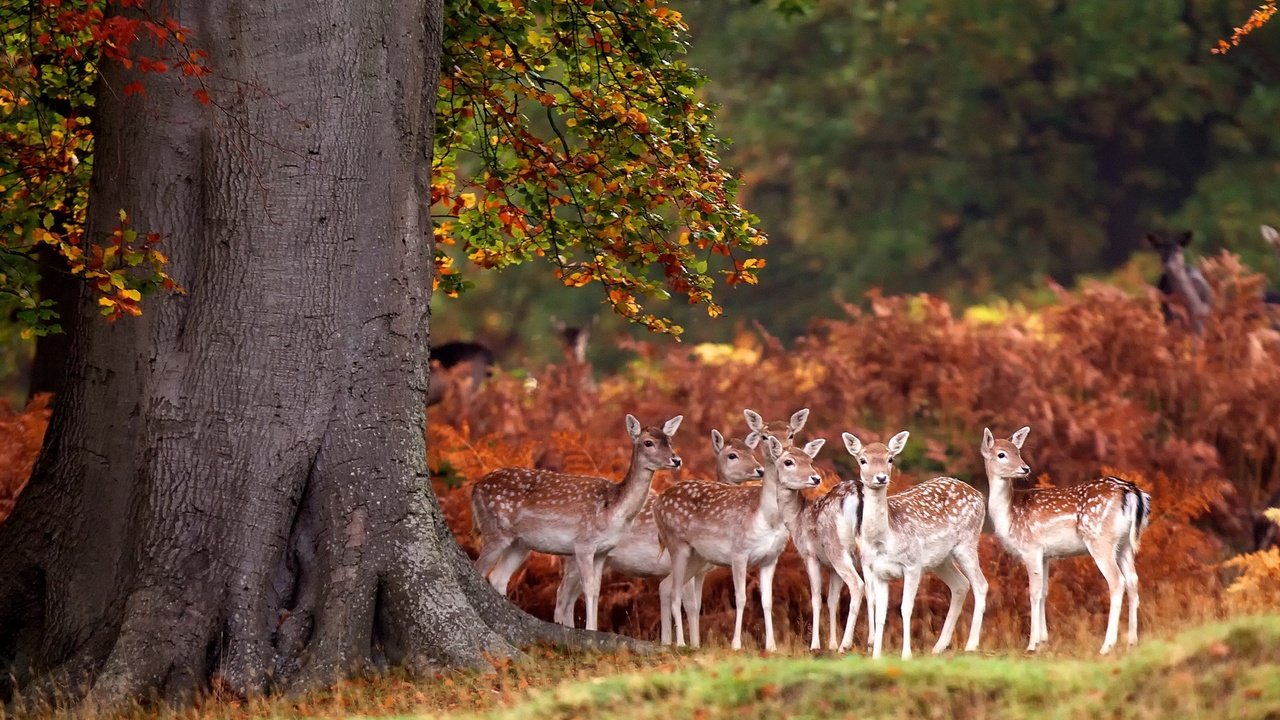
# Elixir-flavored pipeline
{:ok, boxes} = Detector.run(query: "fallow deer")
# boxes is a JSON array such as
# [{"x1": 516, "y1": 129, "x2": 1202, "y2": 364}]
[
  {"x1": 743, "y1": 408, "x2": 808, "y2": 448},
  {"x1": 1146, "y1": 230, "x2": 1213, "y2": 334},
  {"x1": 791, "y1": 472, "x2": 867, "y2": 652},
  {"x1": 982, "y1": 426, "x2": 1151, "y2": 654},
  {"x1": 470, "y1": 414, "x2": 683, "y2": 631},
  {"x1": 656, "y1": 432, "x2": 826, "y2": 651},
  {"x1": 553, "y1": 429, "x2": 765, "y2": 644},
  {"x1": 844, "y1": 431, "x2": 988, "y2": 659}
]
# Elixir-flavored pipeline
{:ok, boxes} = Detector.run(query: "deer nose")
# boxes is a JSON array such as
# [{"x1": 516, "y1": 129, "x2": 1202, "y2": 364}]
[
  {"x1": 808, "y1": 474, "x2": 822, "y2": 486},
  {"x1": 755, "y1": 467, "x2": 765, "y2": 478},
  {"x1": 874, "y1": 473, "x2": 889, "y2": 484},
  {"x1": 670, "y1": 456, "x2": 682, "y2": 468},
  {"x1": 1020, "y1": 465, "x2": 1030, "y2": 475}
]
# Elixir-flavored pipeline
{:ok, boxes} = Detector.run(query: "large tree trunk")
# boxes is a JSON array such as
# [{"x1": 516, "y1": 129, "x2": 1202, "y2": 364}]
[{"x1": 0, "y1": 0, "x2": 591, "y2": 708}]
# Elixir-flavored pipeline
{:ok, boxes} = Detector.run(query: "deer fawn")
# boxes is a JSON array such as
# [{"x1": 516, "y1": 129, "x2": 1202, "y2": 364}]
[
  {"x1": 656, "y1": 430, "x2": 825, "y2": 651},
  {"x1": 791, "y1": 470, "x2": 868, "y2": 652},
  {"x1": 982, "y1": 427, "x2": 1151, "y2": 654},
  {"x1": 553, "y1": 429, "x2": 765, "y2": 644},
  {"x1": 470, "y1": 414, "x2": 683, "y2": 631},
  {"x1": 844, "y1": 431, "x2": 988, "y2": 659}
]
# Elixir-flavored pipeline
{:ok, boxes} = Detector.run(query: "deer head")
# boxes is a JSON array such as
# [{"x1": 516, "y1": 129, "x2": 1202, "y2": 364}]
[
  {"x1": 743, "y1": 407, "x2": 809, "y2": 443},
  {"x1": 842, "y1": 431, "x2": 909, "y2": 489},
  {"x1": 626, "y1": 414, "x2": 684, "y2": 471},
  {"x1": 980, "y1": 426, "x2": 1032, "y2": 480},
  {"x1": 763, "y1": 435, "x2": 825, "y2": 489},
  {"x1": 1145, "y1": 230, "x2": 1193, "y2": 269},
  {"x1": 711, "y1": 429, "x2": 765, "y2": 482}
]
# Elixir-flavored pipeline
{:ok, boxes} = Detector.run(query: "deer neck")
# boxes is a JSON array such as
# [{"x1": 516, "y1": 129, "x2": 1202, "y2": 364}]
[
  {"x1": 985, "y1": 469, "x2": 1017, "y2": 540},
  {"x1": 859, "y1": 483, "x2": 891, "y2": 545},
  {"x1": 612, "y1": 446, "x2": 657, "y2": 519},
  {"x1": 755, "y1": 464, "x2": 798, "y2": 529}
]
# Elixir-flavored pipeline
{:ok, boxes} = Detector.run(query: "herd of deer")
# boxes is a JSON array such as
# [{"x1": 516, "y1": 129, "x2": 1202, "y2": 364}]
[{"x1": 469, "y1": 410, "x2": 1152, "y2": 659}]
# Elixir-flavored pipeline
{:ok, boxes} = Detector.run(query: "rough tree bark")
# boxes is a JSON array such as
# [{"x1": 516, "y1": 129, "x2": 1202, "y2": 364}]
[{"x1": 0, "y1": 0, "x2": 599, "y2": 708}]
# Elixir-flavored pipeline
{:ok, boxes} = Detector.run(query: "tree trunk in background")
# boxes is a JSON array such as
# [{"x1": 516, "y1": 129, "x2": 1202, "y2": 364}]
[
  {"x1": 0, "y1": 0, "x2": 585, "y2": 707},
  {"x1": 26, "y1": 245, "x2": 78, "y2": 401}
]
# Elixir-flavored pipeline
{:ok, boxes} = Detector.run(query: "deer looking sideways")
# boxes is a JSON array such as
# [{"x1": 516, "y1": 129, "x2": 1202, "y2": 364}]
[
  {"x1": 656, "y1": 422, "x2": 825, "y2": 651},
  {"x1": 554, "y1": 429, "x2": 765, "y2": 645},
  {"x1": 844, "y1": 431, "x2": 988, "y2": 659},
  {"x1": 982, "y1": 427, "x2": 1151, "y2": 654},
  {"x1": 470, "y1": 414, "x2": 683, "y2": 631}
]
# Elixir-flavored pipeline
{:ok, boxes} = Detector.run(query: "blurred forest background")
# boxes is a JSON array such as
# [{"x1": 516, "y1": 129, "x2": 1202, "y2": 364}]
[
  {"x1": 3, "y1": 0, "x2": 1280, "y2": 389},
  {"x1": 422, "y1": 0, "x2": 1280, "y2": 370}
]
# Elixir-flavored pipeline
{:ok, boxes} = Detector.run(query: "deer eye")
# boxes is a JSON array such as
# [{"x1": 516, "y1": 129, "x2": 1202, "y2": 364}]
[
  {"x1": 784, "y1": 459, "x2": 795, "y2": 467},
  {"x1": 859, "y1": 458, "x2": 868, "y2": 465},
  {"x1": 644, "y1": 440, "x2": 655, "y2": 448},
  {"x1": 887, "y1": 458, "x2": 894, "y2": 464},
  {"x1": 728, "y1": 453, "x2": 738, "y2": 460},
  {"x1": 997, "y1": 451, "x2": 1007, "y2": 460}
]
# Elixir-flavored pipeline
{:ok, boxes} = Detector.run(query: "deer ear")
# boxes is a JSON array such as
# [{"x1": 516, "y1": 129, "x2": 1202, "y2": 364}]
[
  {"x1": 764, "y1": 435, "x2": 783, "y2": 462},
  {"x1": 663, "y1": 415, "x2": 684, "y2": 437},
  {"x1": 1178, "y1": 230, "x2": 1193, "y2": 247},
  {"x1": 802, "y1": 438, "x2": 825, "y2": 458},
  {"x1": 625, "y1": 414, "x2": 642, "y2": 440},
  {"x1": 744, "y1": 431, "x2": 762, "y2": 450},
  {"x1": 981, "y1": 428, "x2": 995, "y2": 457},
  {"x1": 888, "y1": 431, "x2": 910, "y2": 456},
  {"x1": 789, "y1": 408, "x2": 810, "y2": 435},
  {"x1": 1263, "y1": 225, "x2": 1280, "y2": 246},
  {"x1": 711, "y1": 429, "x2": 725, "y2": 454},
  {"x1": 841, "y1": 432, "x2": 862, "y2": 456},
  {"x1": 743, "y1": 409, "x2": 764, "y2": 433},
  {"x1": 1010, "y1": 426, "x2": 1031, "y2": 449}
]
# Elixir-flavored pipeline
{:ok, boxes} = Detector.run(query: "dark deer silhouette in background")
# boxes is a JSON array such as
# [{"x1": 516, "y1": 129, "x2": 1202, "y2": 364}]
[
  {"x1": 1146, "y1": 230, "x2": 1213, "y2": 334},
  {"x1": 427, "y1": 340, "x2": 495, "y2": 407}
]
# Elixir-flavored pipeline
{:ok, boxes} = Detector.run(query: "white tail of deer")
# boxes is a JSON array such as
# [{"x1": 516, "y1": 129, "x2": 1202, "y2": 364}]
[
  {"x1": 656, "y1": 430, "x2": 825, "y2": 651},
  {"x1": 470, "y1": 414, "x2": 682, "y2": 631},
  {"x1": 844, "y1": 431, "x2": 988, "y2": 659},
  {"x1": 553, "y1": 429, "x2": 764, "y2": 644},
  {"x1": 791, "y1": 471, "x2": 868, "y2": 652},
  {"x1": 982, "y1": 426, "x2": 1151, "y2": 654}
]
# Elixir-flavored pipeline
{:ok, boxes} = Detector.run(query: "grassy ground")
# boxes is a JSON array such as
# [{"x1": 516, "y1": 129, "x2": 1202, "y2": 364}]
[
  {"x1": 438, "y1": 616, "x2": 1280, "y2": 720},
  {"x1": 6, "y1": 616, "x2": 1278, "y2": 720}
]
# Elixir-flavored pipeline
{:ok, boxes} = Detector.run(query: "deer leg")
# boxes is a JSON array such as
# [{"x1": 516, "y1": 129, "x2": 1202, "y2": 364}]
[
  {"x1": 574, "y1": 547, "x2": 602, "y2": 632},
  {"x1": 826, "y1": 571, "x2": 842, "y2": 650},
  {"x1": 657, "y1": 574, "x2": 673, "y2": 645},
  {"x1": 864, "y1": 559, "x2": 878, "y2": 653},
  {"x1": 930, "y1": 560, "x2": 969, "y2": 654},
  {"x1": 1038, "y1": 555, "x2": 1050, "y2": 644},
  {"x1": 688, "y1": 567, "x2": 708, "y2": 648},
  {"x1": 900, "y1": 567, "x2": 922, "y2": 660},
  {"x1": 1022, "y1": 549, "x2": 1044, "y2": 651},
  {"x1": 554, "y1": 558, "x2": 583, "y2": 627},
  {"x1": 955, "y1": 543, "x2": 988, "y2": 653},
  {"x1": 730, "y1": 556, "x2": 749, "y2": 651},
  {"x1": 1087, "y1": 540, "x2": 1126, "y2": 655},
  {"x1": 668, "y1": 544, "x2": 691, "y2": 647},
  {"x1": 832, "y1": 556, "x2": 863, "y2": 653},
  {"x1": 803, "y1": 555, "x2": 824, "y2": 650},
  {"x1": 759, "y1": 560, "x2": 779, "y2": 652},
  {"x1": 486, "y1": 543, "x2": 530, "y2": 596},
  {"x1": 1118, "y1": 545, "x2": 1140, "y2": 647},
  {"x1": 473, "y1": 536, "x2": 513, "y2": 586},
  {"x1": 871, "y1": 576, "x2": 890, "y2": 659}
]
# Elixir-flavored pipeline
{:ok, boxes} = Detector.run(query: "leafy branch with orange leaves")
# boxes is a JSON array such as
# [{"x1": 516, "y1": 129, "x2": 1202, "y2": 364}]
[{"x1": 1212, "y1": 1, "x2": 1277, "y2": 53}]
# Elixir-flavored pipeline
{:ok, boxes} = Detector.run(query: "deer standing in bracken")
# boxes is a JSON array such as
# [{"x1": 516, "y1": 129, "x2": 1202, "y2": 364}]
[
  {"x1": 791, "y1": 464, "x2": 868, "y2": 652},
  {"x1": 470, "y1": 414, "x2": 683, "y2": 631},
  {"x1": 656, "y1": 430, "x2": 825, "y2": 651},
  {"x1": 845, "y1": 431, "x2": 988, "y2": 659},
  {"x1": 553, "y1": 429, "x2": 764, "y2": 644},
  {"x1": 982, "y1": 426, "x2": 1151, "y2": 654}
]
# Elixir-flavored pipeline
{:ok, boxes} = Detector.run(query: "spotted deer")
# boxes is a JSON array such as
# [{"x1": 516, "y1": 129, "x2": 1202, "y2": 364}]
[
  {"x1": 791, "y1": 473, "x2": 868, "y2": 652},
  {"x1": 470, "y1": 414, "x2": 683, "y2": 631},
  {"x1": 656, "y1": 431, "x2": 826, "y2": 651},
  {"x1": 743, "y1": 407, "x2": 808, "y2": 448},
  {"x1": 553, "y1": 429, "x2": 765, "y2": 644},
  {"x1": 982, "y1": 427, "x2": 1151, "y2": 654},
  {"x1": 844, "y1": 431, "x2": 988, "y2": 659}
]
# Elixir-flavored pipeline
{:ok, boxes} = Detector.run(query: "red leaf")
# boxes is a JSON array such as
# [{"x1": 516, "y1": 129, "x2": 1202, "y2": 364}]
[
  {"x1": 122, "y1": 81, "x2": 145, "y2": 97},
  {"x1": 193, "y1": 88, "x2": 211, "y2": 106}
]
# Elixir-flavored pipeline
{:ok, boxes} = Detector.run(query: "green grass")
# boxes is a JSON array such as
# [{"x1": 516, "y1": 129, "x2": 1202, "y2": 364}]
[{"x1": 433, "y1": 616, "x2": 1280, "y2": 720}]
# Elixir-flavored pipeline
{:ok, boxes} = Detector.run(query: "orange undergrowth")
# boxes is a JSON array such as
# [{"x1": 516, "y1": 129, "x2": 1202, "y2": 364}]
[
  {"x1": 430, "y1": 254, "x2": 1279, "y2": 652},
  {"x1": 0, "y1": 393, "x2": 51, "y2": 523}
]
